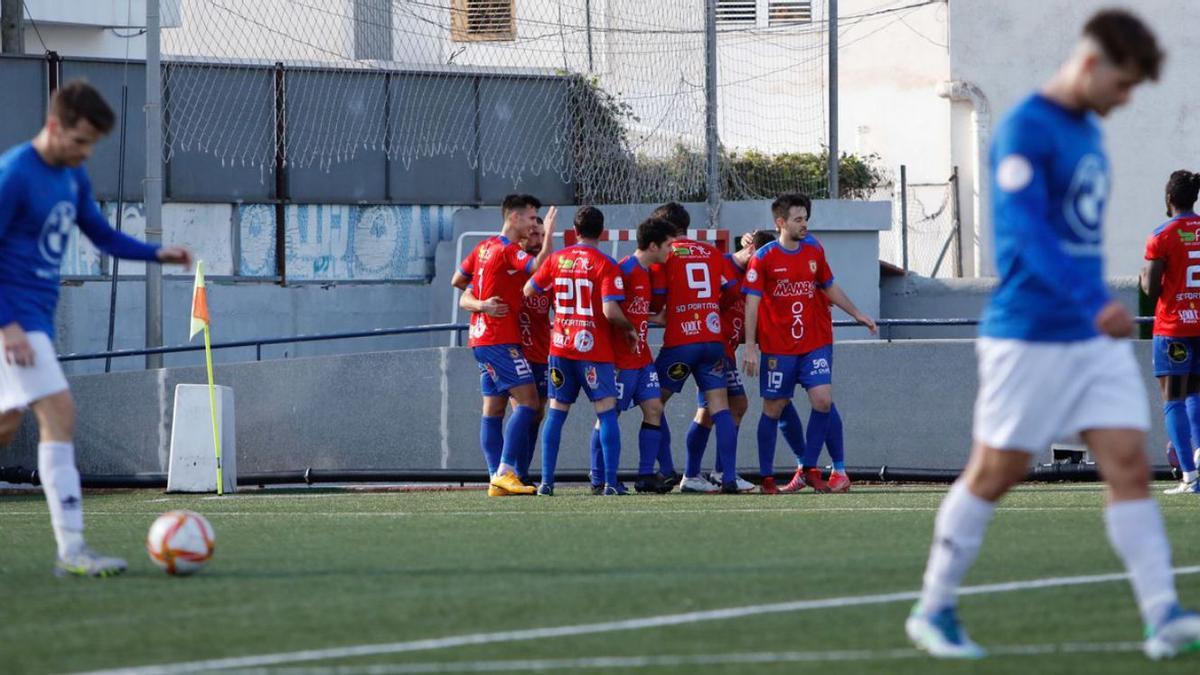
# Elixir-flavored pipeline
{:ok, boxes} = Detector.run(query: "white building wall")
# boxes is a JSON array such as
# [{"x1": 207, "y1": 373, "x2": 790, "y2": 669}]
[{"x1": 950, "y1": 0, "x2": 1200, "y2": 277}]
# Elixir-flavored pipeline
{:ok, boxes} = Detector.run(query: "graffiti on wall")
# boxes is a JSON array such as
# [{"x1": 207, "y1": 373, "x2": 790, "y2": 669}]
[{"x1": 239, "y1": 204, "x2": 457, "y2": 281}]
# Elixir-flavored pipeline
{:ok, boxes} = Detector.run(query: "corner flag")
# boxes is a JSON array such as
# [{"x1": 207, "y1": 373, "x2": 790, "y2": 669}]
[{"x1": 188, "y1": 261, "x2": 224, "y2": 495}]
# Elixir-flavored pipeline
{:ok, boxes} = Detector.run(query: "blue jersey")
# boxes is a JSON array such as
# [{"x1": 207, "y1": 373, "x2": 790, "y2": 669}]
[
  {"x1": 0, "y1": 142, "x2": 160, "y2": 337},
  {"x1": 981, "y1": 93, "x2": 1112, "y2": 342}
]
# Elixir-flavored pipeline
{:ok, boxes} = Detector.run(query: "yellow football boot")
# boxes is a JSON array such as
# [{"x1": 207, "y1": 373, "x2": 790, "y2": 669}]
[{"x1": 490, "y1": 470, "x2": 536, "y2": 496}]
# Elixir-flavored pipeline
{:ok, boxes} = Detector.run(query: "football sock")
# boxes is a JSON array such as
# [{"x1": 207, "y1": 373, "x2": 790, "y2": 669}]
[
  {"x1": 918, "y1": 481, "x2": 996, "y2": 615},
  {"x1": 39, "y1": 441, "x2": 85, "y2": 559},
  {"x1": 638, "y1": 422, "x2": 661, "y2": 475},
  {"x1": 803, "y1": 409, "x2": 830, "y2": 469},
  {"x1": 589, "y1": 425, "x2": 604, "y2": 484},
  {"x1": 539, "y1": 408, "x2": 568, "y2": 487},
  {"x1": 827, "y1": 403, "x2": 846, "y2": 472},
  {"x1": 517, "y1": 413, "x2": 540, "y2": 480},
  {"x1": 685, "y1": 422, "x2": 711, "y2": 477},
  {"x1": 712, "y1": 410, "x2": 738, "y2": 486},
  {"x1": 1105, "y1": 499, "x2": 1178, "y2": 628},
  {"x1": 1164, "y1": 400, "x2": 1197, "y2": 477},
  {"x1": 598, "y1": 408, "x2": 622, "y2": 487},
  {"x1": 657, "y1": 418, "x2": 676, "y2": 476},
  {"x1": 499, "y1": 405, "x2": 536, "y2": 470},
  {"x1": 778, "y1": 402, "x2": 805, "y2": 465},
  {"x1": 756, "y1": 413, "x2": 779, "y2": 478},
  {"x1": 479, "y1": 415, "x2": 503, "y2": 476},
  {"x1": 1186, "y1": 394, "x2": 1200, "y2": 458}
]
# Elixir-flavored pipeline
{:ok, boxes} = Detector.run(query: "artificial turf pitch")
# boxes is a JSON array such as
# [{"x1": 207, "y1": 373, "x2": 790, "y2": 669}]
[{"x1": 2, "y1": 484, "x2": 1198, "y2": 674}]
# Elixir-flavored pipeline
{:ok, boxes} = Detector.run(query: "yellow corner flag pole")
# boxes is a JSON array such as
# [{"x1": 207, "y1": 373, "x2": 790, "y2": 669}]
[{"x1": 189, "y1": 261, "x2": 223, "y2": 495}]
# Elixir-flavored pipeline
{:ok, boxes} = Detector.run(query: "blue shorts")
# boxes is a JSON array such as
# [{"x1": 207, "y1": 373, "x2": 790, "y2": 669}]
[
  {"x1": 474, "y1": 344, "x2": 535, "y2": 397},
  {"x1": 548, "y1": 356, "x2": 619, "y2": 404},
  {"x1": 656, "y1": 342, "x2": 727, "y2": 395},
  {"x1": 1152, "y1": 336, "x2": 1200, "y2": 377},
  {"x1": 760, "y1": 346, "x2": 833, "y2": 400},
  {"x1": 530, "y1": 361, "x2": 549, "y2": 399},
  {"x1": 696, "y1": 356, "x2": 746, "y2": 407},
  {"x1": 617, "y1": 365, "x2": 662, "y2": 412}
]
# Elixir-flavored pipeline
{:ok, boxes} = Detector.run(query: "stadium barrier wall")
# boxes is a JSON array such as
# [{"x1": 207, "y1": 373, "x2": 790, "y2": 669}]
[{"x1": 2, "y1": 339, "x2": 1170, "y2": 479}]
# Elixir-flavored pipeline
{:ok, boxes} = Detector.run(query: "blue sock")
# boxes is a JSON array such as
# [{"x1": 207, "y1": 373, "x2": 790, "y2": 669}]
[
  {"x1": 540, "y1": 408, "x2": 568, "y2": 486},
  {"x1": 1186, "y1": 394, "x2": 1200, "y2": 457},
  {"x1": 1165, "y1": 400, "x2": 1197, "y2": 473},
  {"x1": 480, "y1": 415, "x2": 503, "y2": 475},
  {"x1": 778, "y1": 402, "x2": 805, "y2": 464},
  {"x1": 517, "y1": 414, "x2": 540, "y2": 480},
  {"x1": 500, "y1": 405, "x2": 535, "y2": 468},
  {"x1": 599, "y1": 408, "x2": 622, "y2": 486},
  {"x1": 638, "y1": 422, "x2": 661, "y2": 475},
  {"x1": 757, "y1": 414, "x2": 779, "y2": 478},
  {"x1": 827, "y1": 404, "x2": 845, "y2": 472},
  {"x1": 712, "y1": 409, "x2": 738, "y2": 485},
  {"x1": 590, "y1": 426, "x2": 604, "y2": 486},
  {"x1": 685, "y1": 422, "x2": 711, "y2": 477},
  {"x1": 657, "y1": 418, "x2": 676, "y2": 475},
  {"x1": 804, "y1": 409, "x2": 830, "y2": 469}
]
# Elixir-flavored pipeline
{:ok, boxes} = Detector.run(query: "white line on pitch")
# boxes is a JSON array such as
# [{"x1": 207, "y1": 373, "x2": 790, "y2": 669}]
[
  {"x1": 234, "y1": 641, "x2": 1148, "y2": 674},
  {"x1": 71, "y1": 566, "x2": 1200, "y2": 675}
]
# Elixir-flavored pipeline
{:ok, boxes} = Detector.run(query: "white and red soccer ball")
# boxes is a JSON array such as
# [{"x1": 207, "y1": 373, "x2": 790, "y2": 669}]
[{"x1": 146, "y1": 510, "x2": 215, "y2": 575}]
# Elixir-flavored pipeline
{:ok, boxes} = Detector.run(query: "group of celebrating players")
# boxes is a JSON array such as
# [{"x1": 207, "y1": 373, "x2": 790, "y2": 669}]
[{"x1": 452, "y1": 194, "x2": 877, "y2": 497}]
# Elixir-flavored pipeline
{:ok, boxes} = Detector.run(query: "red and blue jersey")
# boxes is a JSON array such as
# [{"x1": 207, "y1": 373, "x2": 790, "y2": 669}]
[
  {"x1": 518, "y1": 277, "x2": 553, "y2": 364},
  {"x1": 613, "y1": 255, "x2": 654, "y2": 370},
  {"x1": 651, "y1": 238, "x2": 734, "y2": 348},
  {"x1": 743, "y1": 239, "x2": 834, "y2": 355},
  {"x1": 719, "y1": 254, "x2": 747, "y2": 360},
  {"x1": 1145, "y1": 213, "x2": 1200, "y2": 337},
  {"x1": 530, "y1": 244, "x2": 624, "y2": 362},
  {"x1": 458, "y1": 235, "x2": 535, "y2": 348}
]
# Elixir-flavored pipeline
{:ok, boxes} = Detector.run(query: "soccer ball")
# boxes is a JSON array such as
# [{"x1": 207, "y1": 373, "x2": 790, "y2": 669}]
[{"x1": 146, "y1": 510, "x2": 215, "y2": 575}]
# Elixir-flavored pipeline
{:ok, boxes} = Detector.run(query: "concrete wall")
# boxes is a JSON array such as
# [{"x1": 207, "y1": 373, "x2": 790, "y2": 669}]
[{"x1": 3, "y1": 339, "x2": 1170, "y2": 477}]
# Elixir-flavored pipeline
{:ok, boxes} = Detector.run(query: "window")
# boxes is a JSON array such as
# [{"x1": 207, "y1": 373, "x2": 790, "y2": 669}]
[
  {"x1": 451, "y1": 0, "x2": 515, "y2": 42},
  {"x1": 769, "y1": 1, "x2": 813, "y2": 26},
  {"x1": 716, "y1": 0, "x2": 757, "y2": 26},
  {"x1": 717, "y1": 0, "x2": 813, "y2": 28}
]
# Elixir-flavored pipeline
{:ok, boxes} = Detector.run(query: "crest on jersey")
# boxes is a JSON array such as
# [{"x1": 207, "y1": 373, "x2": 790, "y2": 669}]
[
  {"x1": 517, "y1": 250, "x2": 529, "y2": 260},
  {"x1": 549, "y1": 368, "x2": 565, "y2": 387},
  {"x1": 614, "y1": 276, "x2": 625, "y2": 290},
  {"x1": 705, "y1": 311, "x2": 721, "y2": 334},
  {"x1": 767, "y1": 357, "x2": 778, "y2": 370},
  {"x1": 38, "y1": 201, "x2": 76, "y2": 265},
  {"x1": 469, "y1": 317, "x2": 486, "y2": 339},
  {"x1": 508, "y1": 347, "x2": 521, "y2": 359},
  {"x1": 1064, "y1": 154, "x2": 1108, "y2": 244},
  {"x1": 574, "y1": 330, "x2": 595, "y2": 353},
  {"x1": 1169, "y1": 341, "x2": 1190, "y2": 364},
  {"x1": 809, "y1": 260, "x2": 818, "y2": 273},
  {"x1": 746, "y1": 269, "x2": 758, "y2": 283},
  {"x1": 667, "y1": 362, "x2": 691, "y2": 381},
  {"x1": 585, "y1": 365, "x2": 599, "y2": 389}
]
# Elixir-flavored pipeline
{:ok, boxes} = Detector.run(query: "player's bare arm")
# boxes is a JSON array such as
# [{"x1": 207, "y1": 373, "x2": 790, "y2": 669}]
[
  {"x1": 2, "y1": 322, "x2": 35, "y2": 367},
  {"x1": 742, "y1": 294, "x2": 761, "y2": 377},
  {"x1": 1140, "y1": 258, "x2": 1165, "y2": 304},
  {"x1": 459, "y1": 287, "x2": 509, "y2": 317},
  {"x1": 822, "y1": 282, "x2": 878, "y2": 335},
  {"x1": 532, "y1": 206, "x2": 558, "y2": 271},
  {"x1": 156, "y1": 246, "x2": 194, "y2": 269},
  {"x1": 450, "y1": 271, "x2": 470, "y2": 291},
  {"x1": 1095, "y1": 299, "x2": 1135, "y2": 338}
]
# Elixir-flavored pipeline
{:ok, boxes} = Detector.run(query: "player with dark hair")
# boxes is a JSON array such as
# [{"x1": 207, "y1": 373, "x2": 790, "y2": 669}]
[
  {"x1": 908, "y1": 10, "x2": 1200, "y2": 660},
  {"x1": 525, "y1": 206, "x2": 635, "y2": 495},
  {"x1": 743, "y1": 194, "x2": 876, "y2": 494},
  {"x1": 452, "y1": 194, "x2": 556, "y2": 496},
  {"x1": 459, "y1": 215, "x2": 551, "y2": 484},
  {"x1": 589, "y1": 217, "x2": 677, "y2": 493},
  {"x1": 0, "y1": 80, "x2": 193, "y2": 576},
  {"x1": 1142, "y1": 170, "x2": 1200, "y2": 494}
]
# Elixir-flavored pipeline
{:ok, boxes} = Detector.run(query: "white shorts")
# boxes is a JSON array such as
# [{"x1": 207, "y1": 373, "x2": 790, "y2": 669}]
[
  {"x1": 973, "y1": 336, "x2": 1150, "y2": 453},
  {"x1": 0, "y1": 331, "x2": 69, "y2": 413}
]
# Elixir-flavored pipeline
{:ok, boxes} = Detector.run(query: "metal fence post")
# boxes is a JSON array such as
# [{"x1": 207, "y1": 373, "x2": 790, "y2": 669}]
[
  {"x1": 704, "y1": 0, "x2": 720, "y2": 227},
  {"x1": 899, "y1": 164, "x2": 908, "y2": 273},
  {"x1": 951, "y1": 165, "x2": 963, "y2": 277},
  {"x1": 145, "y1": 0, "x2": 164, "y2": 369},
  {"x1": 828, "y1": 0, "x2": 839, "y2": 199}
]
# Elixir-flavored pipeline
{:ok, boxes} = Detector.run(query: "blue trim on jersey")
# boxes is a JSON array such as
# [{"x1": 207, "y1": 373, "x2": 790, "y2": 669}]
[
  {"x1": 522, "y1": 258, "x2": 535, "y2": 274},
  {"x1": 458, "y1": 266, "x2": 471, "y2": 278},
  {"x1": 819, "y1": 276, "x2": 834, "y2": 289},
  {"x1": 529, "y1": 278, "x2": 547, "y2": 293},
  {"x1": 653, "y1": 288, "x2": 667, "y2": 295},
  {"x1": 602, "y1": 294, "x2": 625, "y2": 303},
  {"x1": 743, "y1": 288, "x2": 762, "y2": 297},
  {"x1": 1152, "y1": 212, "x2": 1197, "y2": 238}
]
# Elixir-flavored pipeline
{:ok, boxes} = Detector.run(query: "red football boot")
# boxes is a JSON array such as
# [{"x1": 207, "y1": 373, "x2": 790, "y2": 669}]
[
  {"x1": 760, "y1": 476, "x2": 779, "y2": 494},
  {"x1": 827, "y1": 471, "x2": 851, "y2": 493},
  {"x1": 804, "y1": 467, "x2": 831, "y2": 493},
  {"x1": 779, "y1": 467, "x2": 806, "y2": 493}
]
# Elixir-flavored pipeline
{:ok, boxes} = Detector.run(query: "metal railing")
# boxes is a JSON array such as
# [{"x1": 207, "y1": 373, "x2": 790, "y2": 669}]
[{"x1": 57, "y1": 317, "x2": 1157, "y2": 365}]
